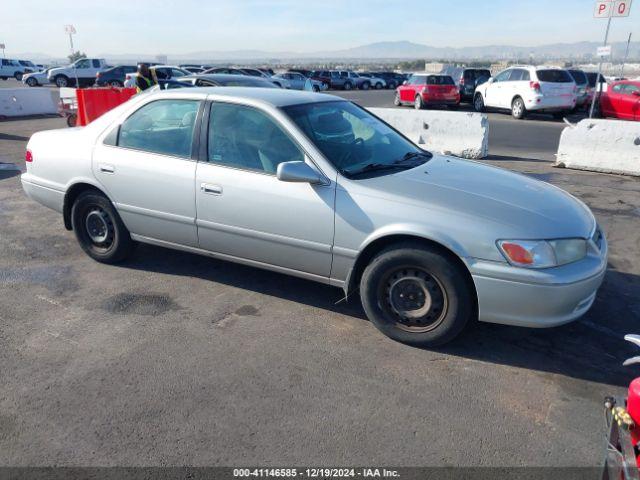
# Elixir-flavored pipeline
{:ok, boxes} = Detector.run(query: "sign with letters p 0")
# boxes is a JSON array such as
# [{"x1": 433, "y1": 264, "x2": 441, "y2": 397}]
[{"x1": 612, "y1": 0, "x2": 632, "y2": 16}]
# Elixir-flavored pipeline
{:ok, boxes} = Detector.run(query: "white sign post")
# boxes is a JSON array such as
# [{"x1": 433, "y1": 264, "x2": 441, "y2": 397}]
[{"x1": 589, "y1": 0, "x2": 633, "y2": 118}]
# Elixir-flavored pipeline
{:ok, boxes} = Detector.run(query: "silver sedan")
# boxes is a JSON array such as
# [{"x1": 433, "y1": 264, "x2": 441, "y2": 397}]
[{"x1": 21, "y1": 88, "x2": 607, "y2": 346}]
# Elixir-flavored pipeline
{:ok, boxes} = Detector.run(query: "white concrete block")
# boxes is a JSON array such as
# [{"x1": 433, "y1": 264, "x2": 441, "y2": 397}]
[
  {"x1": 0, "y1": 88, "x2": 60, "y2": 117},
  {"x1": 556, "y1": 119, "x2": 640, "y2": 177},
  {"x1": 368, "y1": 108, "x2": 489, "y2": 159}
]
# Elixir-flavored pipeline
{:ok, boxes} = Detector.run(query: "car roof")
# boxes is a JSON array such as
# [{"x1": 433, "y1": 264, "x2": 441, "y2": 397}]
[{"x1": 155, "y1": 86, "x2": 343, "y2": 107}]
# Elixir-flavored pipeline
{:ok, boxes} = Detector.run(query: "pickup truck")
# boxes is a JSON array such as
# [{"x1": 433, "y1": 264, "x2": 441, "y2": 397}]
[{"x1": 48, "y1": 58, "x2": 109, "y2": 88}]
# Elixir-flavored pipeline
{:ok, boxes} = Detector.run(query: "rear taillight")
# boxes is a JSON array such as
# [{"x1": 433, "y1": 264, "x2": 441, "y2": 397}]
[
  {"x1": 25, "y1": 149, "x2": 33, "y2": 163},
  {"x1": 530, "y1": 81, "x2": 541, "y2": 92}
]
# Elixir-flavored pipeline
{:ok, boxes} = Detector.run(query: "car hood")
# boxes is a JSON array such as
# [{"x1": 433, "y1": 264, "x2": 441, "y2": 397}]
[{"x1": 356, "y1": 154, "x2": 595, "y2": 240}]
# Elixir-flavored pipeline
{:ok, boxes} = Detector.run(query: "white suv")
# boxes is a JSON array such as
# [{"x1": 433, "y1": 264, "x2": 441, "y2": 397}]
[{"x1": 474, "y1": 66, "x2": 577, "y2": 119}]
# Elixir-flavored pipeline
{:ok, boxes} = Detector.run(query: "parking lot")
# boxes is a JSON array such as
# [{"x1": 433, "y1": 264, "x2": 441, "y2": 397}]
[{"x1": 1, "y1": 86, "x2": 640, "y2": 468}]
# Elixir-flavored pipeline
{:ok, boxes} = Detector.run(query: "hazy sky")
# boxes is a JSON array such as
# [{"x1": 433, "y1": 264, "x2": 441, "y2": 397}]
[{"x1": 3, "y1": 0, "x2": 639, "y2": 56}]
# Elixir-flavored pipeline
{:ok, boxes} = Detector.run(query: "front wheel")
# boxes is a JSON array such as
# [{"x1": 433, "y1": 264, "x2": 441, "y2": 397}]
[
  {"x1": 375, "y1": 82, "x2": 383, "y2": 90},
  {"x1": 361, "y1": 82, "x2": 370, "y2": 91},
  {"x1": 14, "y1": 72, "x2": 23, "y2": 81},
  {"x1": 344, "y1": 82, "x2": 352, "y2": 91},
  {"x1": 360, "y1": 243, "x2": 474, "y2": 347},
  {"x1": 71, "y1": 191, "x2": 134, "y2": 264},
  {"x1": 312, "y1": 84, "x2": 320, "y2": 92},
  {"x1": 394, "y1": 92, "x2": 401, "y2": 106},
  {"x1": 414, "y1": 95, "x2": 424, "y2": 110},
  {"x1": 473, "y1": 93, "x2": 485, "y2": 112},
  {"x1": 511, "y1": 97, "x2": 526, "y2": 119},
  {"x1": 26, "y1": 77, "x2": 38, "y2": 87}
]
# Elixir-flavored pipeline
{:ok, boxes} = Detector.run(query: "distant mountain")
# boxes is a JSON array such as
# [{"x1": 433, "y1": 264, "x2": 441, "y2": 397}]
[{"x1": 14, "y1": 40, "x2": 640, "y2": 65}]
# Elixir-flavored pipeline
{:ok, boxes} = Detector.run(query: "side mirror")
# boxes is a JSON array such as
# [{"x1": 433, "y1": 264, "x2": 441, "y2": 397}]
[
  {"x1": 402, "y1": 80, "x2": 408, "y2": 85},
  {"x1": 488, "y1": 77, "x2": 495, "y2": 84},
  {"x1": 277, "y1": 161, "x2": 324, "y2": 184}
]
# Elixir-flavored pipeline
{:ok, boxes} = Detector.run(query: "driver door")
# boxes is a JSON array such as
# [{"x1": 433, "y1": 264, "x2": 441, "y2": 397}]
[{"x1": 195, "y1": 101, "x2": 335, "y2": 277}]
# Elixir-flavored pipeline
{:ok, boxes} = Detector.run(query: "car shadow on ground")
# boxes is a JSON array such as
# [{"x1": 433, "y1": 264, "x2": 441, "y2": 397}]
[{"x1": 123, "y1": 243, "x2": 638, "y2": 388}]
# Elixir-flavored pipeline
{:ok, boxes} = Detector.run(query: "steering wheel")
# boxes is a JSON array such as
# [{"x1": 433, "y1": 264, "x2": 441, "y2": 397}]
[{"x1": 336, "y1": 137, "x2": 367, "y2": 170}]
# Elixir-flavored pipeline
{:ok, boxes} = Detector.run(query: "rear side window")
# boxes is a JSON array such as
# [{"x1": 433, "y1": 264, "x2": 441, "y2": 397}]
[
  {"x1": 536, "y1": 69, "x2": 573, "y2": 83},
  {"x1": 426, "y1": 76, "x2": 454, "y2": 85},
  {"x1": 118, "y1": 100, "x2": 200, "y2": 158}
]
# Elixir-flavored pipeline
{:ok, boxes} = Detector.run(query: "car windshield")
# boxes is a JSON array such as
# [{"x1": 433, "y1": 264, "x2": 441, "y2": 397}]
[
  {"x1": 536, "y1": 69, "x2": 573, "y2": 83},
  {"x1": 568, "y1": 70, "x2": 588, "y2": 85},
  {"x1": 283, "y1": 101, "x2": 431, "y2": 179},
  {"x1": 214, "y1": 76, "x2": 277, "y2": 87}
]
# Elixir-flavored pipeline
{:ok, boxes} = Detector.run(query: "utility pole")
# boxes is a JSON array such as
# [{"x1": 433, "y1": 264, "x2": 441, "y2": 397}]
[
  {"x1": 620, "y1": 32, "x2": 632, "y2": 78},
  {"x1": 64, "y1": 25, "x2": 79, "y2": 88}
]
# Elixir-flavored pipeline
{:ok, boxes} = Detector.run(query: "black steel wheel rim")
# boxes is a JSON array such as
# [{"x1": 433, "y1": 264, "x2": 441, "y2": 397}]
[
  {"x1": 378, "y1": 267, "x2": 448, "y2": 333},
  {"x1": 84, "y1": 206, "x2": 115, "y2": 251}
]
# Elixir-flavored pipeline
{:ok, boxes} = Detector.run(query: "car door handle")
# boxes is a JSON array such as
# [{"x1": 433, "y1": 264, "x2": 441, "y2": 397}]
[
  {"x1": 99, "y1": 163, "x2": 115, "y2": 174},
  {"x1": 201, "y1": 183, "x2": 223, "y2": 195}
]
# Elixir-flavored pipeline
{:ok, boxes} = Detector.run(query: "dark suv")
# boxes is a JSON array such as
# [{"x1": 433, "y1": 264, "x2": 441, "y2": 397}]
[
  {"x1": 369, "y1": 71, "x2": 407, "y2": 89},
  {"x1": 441, "y1": 66, "x2": 492, "y2": 102},
  {"x1": 95, "y1": 65, "x2": 137, "y2": 87}
]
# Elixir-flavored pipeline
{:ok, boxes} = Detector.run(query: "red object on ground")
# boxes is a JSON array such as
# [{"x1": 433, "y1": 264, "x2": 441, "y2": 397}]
[
  {"x1": 627, "y1": 377, "x2": 640, "y2": 446},
  {"x1": 75, "y1": 87, "x2": 136, "y2": 126}
]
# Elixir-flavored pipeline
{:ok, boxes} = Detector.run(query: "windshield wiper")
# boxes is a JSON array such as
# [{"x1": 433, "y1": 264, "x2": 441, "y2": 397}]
[
  {"x1": 346, "y1": 163, "x2": 411, "y2": 178},
  {"x1": 395, "y1": 151, "x2": 432, "y2": 164}
]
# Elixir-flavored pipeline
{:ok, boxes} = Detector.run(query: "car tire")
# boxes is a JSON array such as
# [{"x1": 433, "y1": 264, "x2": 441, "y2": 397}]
[
  {"x1": 414, "y1": 95, "x2": 424, "y2": 110},
  {"x1": 55, "y1": 75, "x2": 69, "y2": 88},
  {"x1": 14, "y1": 72, "x2": 23, "y2": 81},
  {"x1": 387, "y1": 81, "x2": 396, "y2": 90},
  {"x1": 361, "y1": 82, "x2": 370, "y2": 90},
  {"x1": 375, "y1": 82, "x2": 383, "y2": 90},
  {"x1": 360, "y1": 243, "x2": 474, "y2": 347},
  {"x1": 473, "y1": 93, "x2": 485, "y2": 112},
  {"x1": 511, "y1": 97, "x2": 526, "y2": 119},
  {"x1": 344, "y1": 82, "x2": 352, "y2": 91},
  {"x1": 109, "y1": 80, "x2": 123, "y2": 87},
  {"x1": 66, "y1": 113, "x2": 77, "y2": 128},
  {"x1": 394, "y1": 92, "x2": 401, "y2": 106},
  {"x1": 26, "y1": 77, "x2": 38, "y2": 87},
  {"x1": 312, "y1": 84, "x2": 320, "y2": 92},
  {"x1": 71, "y1": 191, "x2": 134, "y2": 264}
]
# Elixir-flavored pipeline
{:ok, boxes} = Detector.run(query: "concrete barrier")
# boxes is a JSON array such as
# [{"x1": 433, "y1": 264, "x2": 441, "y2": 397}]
[
  {"x1": 368, "y1": 108, "x2": 489, "y2": 159},
  {"x1": 555, "y1": 119, "x2": 640, "y2": 177},
  {"x1": 0, "y1": 88, "x2": 60, "y2": 117}
]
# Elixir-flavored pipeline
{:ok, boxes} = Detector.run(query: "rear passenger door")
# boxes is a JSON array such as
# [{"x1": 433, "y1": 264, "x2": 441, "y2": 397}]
[{"x1": 93, "y1": 98, "x2": 202, "y2": 247}]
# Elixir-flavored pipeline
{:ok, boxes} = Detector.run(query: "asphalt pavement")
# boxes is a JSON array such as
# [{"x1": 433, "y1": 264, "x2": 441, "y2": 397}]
[{"x1": 1, "y1": 89, "x2": 639, "y2": 469}]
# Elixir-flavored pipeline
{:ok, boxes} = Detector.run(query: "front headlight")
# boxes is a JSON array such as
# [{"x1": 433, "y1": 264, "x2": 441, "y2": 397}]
[{"x1": 497, "y1": 239, "x2": 587, "y2": 269}]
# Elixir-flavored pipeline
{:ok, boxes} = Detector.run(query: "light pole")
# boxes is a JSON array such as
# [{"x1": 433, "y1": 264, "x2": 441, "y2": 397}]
[
  {"x1": 0, "y1": 44, "x2": 5, "y2": 58},
  {"x1": 620, "y1": 32, "x2": 632, "y2": 78},
  {"x1": 589, "y1": 15, "x2": 612, "y2": 119},
  {"x1": 64, "y1": 24, "x2": 79, "y2": 87}
]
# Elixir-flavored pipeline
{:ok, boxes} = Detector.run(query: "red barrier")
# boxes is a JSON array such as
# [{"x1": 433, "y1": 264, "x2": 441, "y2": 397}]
[{"x1": 76, "y1": 87, "x2": 137, "y2": 126}]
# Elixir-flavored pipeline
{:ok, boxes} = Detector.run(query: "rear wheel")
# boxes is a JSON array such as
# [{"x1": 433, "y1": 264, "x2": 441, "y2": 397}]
[
  {"x1": 375, "y1": 82, "x2": 383, "y2": 90},
  {"x1": 14, "y1": 72, "x2": 23, "y2": 81},
  {"x1": 71, "y1": 191, "x2": 134, "y2": 264},
  {"x1": 473, "y1": 93, "x2": 485, "y2": 112},
  {"x1": 344, "y1": 82, "x2": 353, "y2": 91},
  {"x1": 511, "y1": 97, "x2": 526, "y2": 119},
  {"x1": 361, "y1": 81, "x2": 370, "y2": 90},
  {"x1": 388, "y1": 81, "x2": 397, "y2": 89},
  {"x1": 414, "y1": 95, "x2": 424, "y2": 110},
  {"x1": 55, "y1": 75, "x2": 69, "y2": 88},
  {"x1": 312, "y1": 84, "x2": 320, "y2": 92},
  {"x1": 360, "y1": 243, "x2": 474, "y2": 347},
  {"x1": 394, "y1": 92, "x2": 401, "y2": 106}
]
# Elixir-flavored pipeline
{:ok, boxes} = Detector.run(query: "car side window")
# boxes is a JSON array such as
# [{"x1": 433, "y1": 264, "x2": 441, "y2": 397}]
[
  {"x1": 92, "y1": 60, "x2": 101, "y2": 68},
  {"x1": 207, "y1": 103, "x2": 304, "y2": 174},
  {"x1": 118, "y1": 100, "x2": 200, "y2": 158},
  {"x1": 612, "y1": 84, "x2": 624, "y2": 93},
  {"x1": 509, "y1": 70, "x2": 523, "y2": 81},
  {"x1": 494, "y1": 70, "x2": 511, "y2": 83},
  {"x1": 75, "y1": 59, "x2": 90, "y2": 69},
  {"x1": 622, "y1": 84, "x2": 639, "y2": 95}
]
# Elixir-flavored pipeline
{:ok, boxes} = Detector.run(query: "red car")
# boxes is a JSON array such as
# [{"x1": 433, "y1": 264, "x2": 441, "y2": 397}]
[
  {"x1": 599, "y1": 81, "x2": 640, "y2": 121},
  {"x1": 394, "y1": 74, "x2": 460, "y2": 110}
]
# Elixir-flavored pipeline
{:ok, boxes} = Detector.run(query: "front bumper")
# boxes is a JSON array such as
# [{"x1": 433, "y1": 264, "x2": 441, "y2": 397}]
[{"x1": 468, "y1": 234, "x2": 608, "y2": 328}]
